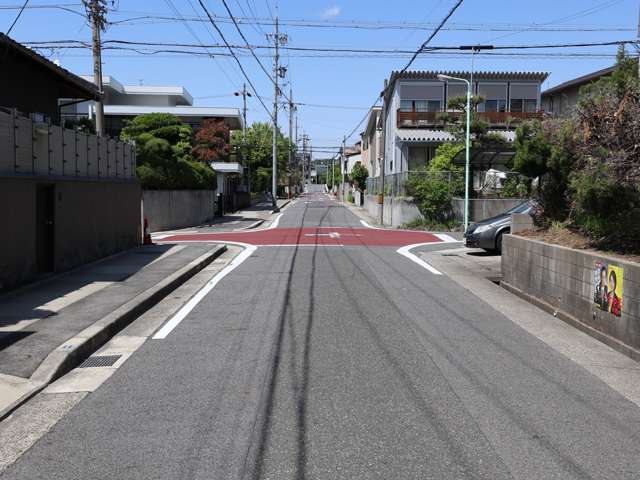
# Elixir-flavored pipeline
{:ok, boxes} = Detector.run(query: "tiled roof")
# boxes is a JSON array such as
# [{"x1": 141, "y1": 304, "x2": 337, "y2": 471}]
[
  {"x1": 397, "y1": 129, "x2": 516, "y2": 143},
  {"x1": 0, "y1": 33, "x2": 100, "y2": 100},
  {"x1": 542, "y1": 66, "x2": 615, "y2": 96},
  {"x1": 392, "y1": 70, "x2": 549, "y2": 81}
]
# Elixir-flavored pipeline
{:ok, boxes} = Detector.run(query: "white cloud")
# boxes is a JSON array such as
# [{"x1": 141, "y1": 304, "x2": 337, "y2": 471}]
[{"x1": 321, "y1": 5, "x2": 341, "y2": 18}]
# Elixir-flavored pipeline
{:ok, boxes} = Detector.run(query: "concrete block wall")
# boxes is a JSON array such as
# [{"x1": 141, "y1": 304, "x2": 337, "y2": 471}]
[
  {"x1": 452, "y1": 198, "x2": 523, "y2": 222},
  {"x1": 502, "y1": 234, "x2": 640, "y2": 351},
  {"x1": 143, "y1": 190, "x2": 216, "y2": 232},
  {"x1": 511, "y1": 213, "x2": 534, "y2": 233}
]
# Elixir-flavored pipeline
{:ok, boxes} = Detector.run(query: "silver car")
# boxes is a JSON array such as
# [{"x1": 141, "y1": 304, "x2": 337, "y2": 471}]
[{"x1": 463, "y1": 201, "x2": 534, "y2": 253}]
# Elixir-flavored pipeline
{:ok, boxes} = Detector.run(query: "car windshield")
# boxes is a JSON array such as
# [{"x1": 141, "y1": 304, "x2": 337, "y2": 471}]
[{"x1": 506, "y1": 201, "x2": 531, "y2": 215}]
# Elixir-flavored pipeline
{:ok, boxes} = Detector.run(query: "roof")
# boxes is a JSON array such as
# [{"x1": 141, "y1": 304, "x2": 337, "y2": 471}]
[
  {"x1": 542, "y1": 65, "x2": 615, "y2": 96},
  {"x1": 211, "y1": 162, "x2": 243, "y2": 174},
  {"x1": 364, "y1": 106, "x2": 382, "y2": 135},
  {"x1": 397, "y1": 129, "x2": 515, "y2": 143},
  {"x1": 0, "y1": 33, "x2": 100, "y2": 100},
  {"x1": 391, "y1": 70, "x2": 550, "y2": 82},
  {"x1": 103, "y1": 105, "x2": 244, "y2": 129},
  {"x1": 82, "y1": 75, "x2": 193, "y2": 105}
]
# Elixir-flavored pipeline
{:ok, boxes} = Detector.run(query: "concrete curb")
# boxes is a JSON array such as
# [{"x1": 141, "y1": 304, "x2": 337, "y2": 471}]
[
  {"x1": 240, "y1": 219, "x2": 265, "y2": 230},
  {"x1": 271, "y1": 199, "x2": 291, "y2": 214},
  {"x1": 0, "y1": 245, "x2": 227, "y2": 420}
]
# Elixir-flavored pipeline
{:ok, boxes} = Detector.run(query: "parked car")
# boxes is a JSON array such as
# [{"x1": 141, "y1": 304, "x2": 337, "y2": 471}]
[{"x1": 464, "y1": 201, "x2": 534, "y2": 253}]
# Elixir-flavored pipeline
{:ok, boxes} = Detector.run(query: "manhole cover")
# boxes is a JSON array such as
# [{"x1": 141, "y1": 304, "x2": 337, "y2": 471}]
[{"x1": 78, "y1": 354, "x2": 122, "y2": 368}]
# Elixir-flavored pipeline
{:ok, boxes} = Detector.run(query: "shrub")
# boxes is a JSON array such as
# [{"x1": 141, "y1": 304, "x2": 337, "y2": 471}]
[{"x1": 350, "y1": 162, "x2": 369, "y2": 191}]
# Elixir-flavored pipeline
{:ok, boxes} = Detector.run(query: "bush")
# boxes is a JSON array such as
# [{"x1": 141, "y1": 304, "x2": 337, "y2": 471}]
[
  {"x1": 350, "y1": 162, "x2": 369, "y2": 191},
  {"x1": 406, "y1": 143, "x2": 465, "y2": 224}
]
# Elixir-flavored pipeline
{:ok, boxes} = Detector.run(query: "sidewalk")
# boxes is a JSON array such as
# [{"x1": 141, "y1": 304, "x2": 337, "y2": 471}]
[
  {"x1": 0, "y1": 243, "x2": 226, "y2": 418},
  {"x1": 152, "y1": 198, "x2": 291, "y2": 236}
]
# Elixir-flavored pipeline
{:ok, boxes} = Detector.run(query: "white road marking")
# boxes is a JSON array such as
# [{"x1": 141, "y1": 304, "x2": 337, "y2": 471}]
[
  {"x1": 267, "y1": 213, "x2": 283, "y2": 229},
  {"x1": 396, "y1": 244, "x2": 443, "y2": 275},
  {"x1": 153, "y1": 242, "x2": 257, "y2": 339},
  {"x1": 303, "y1": 232, "x2": 363, "y2": 239},
  {"x1": 435, "y1": 233, "x2": 460, "y2": 243}
]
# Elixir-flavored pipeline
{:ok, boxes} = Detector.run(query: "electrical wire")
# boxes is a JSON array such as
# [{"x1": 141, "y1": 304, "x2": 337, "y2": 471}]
[
  {"x1": 6, "y1": 0, "x2": 30, "y2": 35},
  {"x1": 196, "y1": 0, "x2": 273, "y2": 119}
]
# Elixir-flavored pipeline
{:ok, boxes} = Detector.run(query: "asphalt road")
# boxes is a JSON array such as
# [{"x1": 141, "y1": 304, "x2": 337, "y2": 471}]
[{"x1": 4, "y1": 185, "x2": 640, "y2": 479}]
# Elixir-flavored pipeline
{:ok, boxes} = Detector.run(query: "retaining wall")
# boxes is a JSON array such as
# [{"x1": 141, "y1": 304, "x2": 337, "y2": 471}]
[
  {"x1": 143, "y1": 190, "x2": 216, "y2": 232},
  {"x1": 502, "y1": 234, "x2": 640, "y2": 354},
  {"x1": 364, "y1": 195, "x2": 524, "y2": 227}
]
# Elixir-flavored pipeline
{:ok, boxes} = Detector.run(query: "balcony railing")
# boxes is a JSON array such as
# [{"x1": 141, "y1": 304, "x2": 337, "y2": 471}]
[{"x1": 397, "y1": 110, "x2": 544, "y2": 128}]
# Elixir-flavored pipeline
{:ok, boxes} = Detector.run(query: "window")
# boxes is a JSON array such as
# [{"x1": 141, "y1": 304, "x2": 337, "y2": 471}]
[
  {"x1": 483, "y1": 99, "x2": 507, "y2": 112},
  {"x1": 400, "y1": 100, "x2": 413, "y2": 112},
  {"x1": 408, "y1": 147, "x2": 433, "y2": 170},
  {"x1": 399, "y1": 100, "x2": 442, "y2": 113},
  {"x1": 510, "y1": 98, "x2": 538, "y2": 113}
]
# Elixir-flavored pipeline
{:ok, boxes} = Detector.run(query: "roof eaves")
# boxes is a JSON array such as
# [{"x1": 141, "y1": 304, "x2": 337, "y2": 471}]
[
  {"x1": 542, "y1": 65, "x2": 615, "y2": 96},
  {"x1": 0, "y1": 33, "x2": 101, "y2": 100}
]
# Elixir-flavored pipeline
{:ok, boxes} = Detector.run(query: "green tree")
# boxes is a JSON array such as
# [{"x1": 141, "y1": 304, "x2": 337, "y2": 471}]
[
  {"x1": 122, "y1": 113, "x2": 215, "y2": 190},
  {"x1": 231, "y1": 122, "x2": 292, "y2": 193},
  {"x1": 350, "y1": 162, "x2": 369, "y2": 191}
]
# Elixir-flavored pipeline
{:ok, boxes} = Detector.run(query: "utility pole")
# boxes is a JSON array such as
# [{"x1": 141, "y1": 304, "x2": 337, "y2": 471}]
[
  {"x1": 234, "y1": 84, "x2": 252, "y2": 192},
  {"x1": 83, "y1": 0, "x2": 107, "y2": 136},
  {"x1": 288, "y1": 85, "x2": 295, "y2": 195},
  {"x1": 268, "y1": 17, "x2": 287, "y2": 210}
]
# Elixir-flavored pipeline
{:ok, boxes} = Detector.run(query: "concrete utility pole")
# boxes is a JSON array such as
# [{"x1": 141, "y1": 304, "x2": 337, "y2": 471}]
[
  {"x1": 84, "y1": 0, "x2": 107, "y2": 136},
  {"x1": 288, "y1": 85, "x2": 295, "y2": 194},
  {"x1": 268, "y1": 17, "x2": 287, "y2": 210},
  {"x1": 234, "y1": 84, "x2": 251, "y2": 192}
]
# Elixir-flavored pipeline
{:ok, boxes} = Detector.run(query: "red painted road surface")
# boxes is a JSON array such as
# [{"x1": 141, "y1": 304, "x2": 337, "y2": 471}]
[{"x1": 159, "y1": 227, "x2": 444, "y2": 247}]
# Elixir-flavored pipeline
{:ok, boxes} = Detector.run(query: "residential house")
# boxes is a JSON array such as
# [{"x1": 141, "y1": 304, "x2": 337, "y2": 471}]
[
  {"x1": 62, "y1": 74, "x2": 244, "y2": 137},
  {"x1": 360, "y1": 106, "x2": 382, "y2": 177},
  {"x1": 342, "y1": 142, "x2": 362, "y2": 176},
  {"x1": 381, "y1": 70, "x2": 549, "y2": 176},
  {"x1": 541, "y1": 66, "x2": 614, "y2": 117},
  {"x1": 0, "y1": 35, "x2": 139, "y2": 290}
]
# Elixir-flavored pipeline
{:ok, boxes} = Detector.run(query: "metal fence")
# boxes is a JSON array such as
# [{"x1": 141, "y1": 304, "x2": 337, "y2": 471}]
[
  {"x1": 0, "y1": 107, "x2": 136, "y2": 180},
  {"x1": 366, "y1": 170, "x2": 527, "y2": 199}
]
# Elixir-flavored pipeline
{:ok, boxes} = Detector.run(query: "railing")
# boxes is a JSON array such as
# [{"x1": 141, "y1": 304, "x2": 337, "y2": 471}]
[
  {"x1": 0, "y1": 107, "x2": 136, "y2": 180},
  {"x1": 366, "y1": 170, "x2": 528, "y2": 199},
  {"x1": 397, "y1": 110, "x2": 544, "y2": 128}
]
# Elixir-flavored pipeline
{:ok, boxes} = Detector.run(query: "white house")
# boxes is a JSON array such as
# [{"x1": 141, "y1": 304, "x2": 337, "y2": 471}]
[
  {"x1": 381, "y1": 70, "x2": 549, "y2": 175},
  {"x1": 60, "y1": 75, "x2": 243, "y2": 137}
]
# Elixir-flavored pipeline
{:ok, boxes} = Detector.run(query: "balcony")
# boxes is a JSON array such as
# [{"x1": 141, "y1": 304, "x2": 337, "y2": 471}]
[{"x1": 397, "y1": 110, "x2": 544, "y2": 129}]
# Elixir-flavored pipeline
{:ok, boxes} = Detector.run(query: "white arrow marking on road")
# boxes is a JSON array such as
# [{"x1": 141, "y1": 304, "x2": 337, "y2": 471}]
[{"x1": 303, "y1": 232, "x2": 363, "y2": 239}]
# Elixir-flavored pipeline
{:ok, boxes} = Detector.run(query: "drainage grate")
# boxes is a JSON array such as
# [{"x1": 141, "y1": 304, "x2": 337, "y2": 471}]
[{"x1": 78, "y1": 354, "x2": 122, "y2": 368}]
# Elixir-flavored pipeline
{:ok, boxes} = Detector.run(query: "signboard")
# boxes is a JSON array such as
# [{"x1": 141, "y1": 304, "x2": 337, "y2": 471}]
[{"x1": 594, "y1": 261, "x2": 624, "y2": 317}]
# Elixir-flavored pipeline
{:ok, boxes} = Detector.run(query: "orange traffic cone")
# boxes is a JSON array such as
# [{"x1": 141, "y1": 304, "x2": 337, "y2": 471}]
[{"x1": 143, "y1": 218, "x2": 153, "y2": 245}]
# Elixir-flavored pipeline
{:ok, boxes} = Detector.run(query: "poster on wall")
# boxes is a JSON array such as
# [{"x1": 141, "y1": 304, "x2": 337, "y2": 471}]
[{"x1": 593, "y1": 261, "x2": 624, "y2": 317}]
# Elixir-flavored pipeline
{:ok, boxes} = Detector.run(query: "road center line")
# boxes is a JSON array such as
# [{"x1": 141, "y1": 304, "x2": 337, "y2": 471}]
[
  {"x1": 396, "y1": 244, "x2": 443, "y2": 275},
  {"x1": 152, "y1": 242, "x2": 257, "y2": 340}
]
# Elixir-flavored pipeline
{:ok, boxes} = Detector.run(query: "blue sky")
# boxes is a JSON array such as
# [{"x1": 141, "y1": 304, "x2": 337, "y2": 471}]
[{"x1": 2, "y1": 0, "x2": 637, "y2": 156}]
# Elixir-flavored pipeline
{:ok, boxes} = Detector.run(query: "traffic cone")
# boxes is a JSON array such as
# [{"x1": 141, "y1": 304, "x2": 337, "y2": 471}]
[{"x1": 143, "y1": 218, "x2": 153, "y2": 245}]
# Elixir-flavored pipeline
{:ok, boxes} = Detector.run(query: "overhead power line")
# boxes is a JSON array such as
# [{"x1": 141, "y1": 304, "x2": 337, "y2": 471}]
[
  {"x1": 400, "y1": 0, "x2": 464, "y2": 74},
  {"x1": 5, "y1": 0, "x2": 30, "y2": 35},
  {"x1": 196, "y1": 0, "x2": 273, "y2": 119},
  {"x1": 219, "y1": 0, "x2": 292, "y2": 104}
]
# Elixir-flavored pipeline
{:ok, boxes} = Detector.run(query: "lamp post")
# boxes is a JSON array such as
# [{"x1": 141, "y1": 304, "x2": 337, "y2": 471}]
[
  {"x1": 438, "y1": 73, "x2": 471, "y2": 232},
  {"x1": 438, "y1": 45, "x2": 493, "y2": 232}
]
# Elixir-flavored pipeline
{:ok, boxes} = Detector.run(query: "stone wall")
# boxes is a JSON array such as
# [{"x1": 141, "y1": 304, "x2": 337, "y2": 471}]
[
  {"x1": 502, "y1": 234, "x2": 640, "y2": 354},
  {"x1": 142, "y1": 190, "x2": 216, "y2": 232}
]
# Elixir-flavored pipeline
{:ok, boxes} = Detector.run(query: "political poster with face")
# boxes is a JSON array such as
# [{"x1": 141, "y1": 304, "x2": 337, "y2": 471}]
[{"x1": 593, "y1": 261, "x2": 624, "y2": 317}]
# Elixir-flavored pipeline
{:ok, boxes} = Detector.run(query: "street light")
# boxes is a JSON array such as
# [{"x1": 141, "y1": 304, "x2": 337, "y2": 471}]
[{"x1": 438, "y1": 73, "x2": 471, "y2": 232}]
